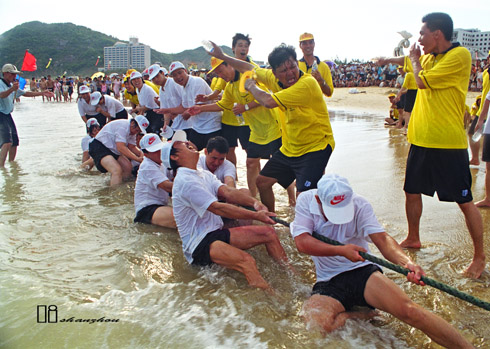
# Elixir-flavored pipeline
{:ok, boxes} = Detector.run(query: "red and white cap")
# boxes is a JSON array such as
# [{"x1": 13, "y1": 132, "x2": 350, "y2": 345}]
[
  {"x1": 90, "y1": 91, "x2": 102, "y2": 105},
  {"x1": 169, "y1": 61, "x2": 186, "y2": 75},
  {"x1": 317, "y1": 174, "x2": 355, "y2": 224},
  {"x1": 148, "y1": 64, "x2": 168, "y2": 80},
  {"x1": 86, "y1": 118, "x2": 100, "y2": 128},
  {"x1": 139, "y1": 133, "x2": 164, "y2": 152},
  {"x1": 134, "y1": 115, "x2": 150, "y2": 134},
  {"x1": 79, "y1": 85, "x2": 90, "y2": 94},
  {"x1": 160, "y1": 130, "x2": 187, "y2": 169},
  {"x1": 130, "y1": 71, "x2": 143, "y2": 80}
]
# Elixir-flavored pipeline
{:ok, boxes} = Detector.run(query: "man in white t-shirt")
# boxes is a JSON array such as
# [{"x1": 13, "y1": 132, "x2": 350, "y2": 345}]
[
  {"x1": 148, "y1": 64, "x2": 192, "y2": 137},
  {"x1": 130, "y1": 71, "x2": 162, "y2": 135},
  {"x1": 89, "y1": 116, "x2": 147, "y2": 186},
  {"x1": 475, "y1": 91, "x2": 490, "y2": 208},
  {"x1": 161, "y1": 130, "x2": 290, "y2": 291},
  {"x1": 90, "y1": 91, "x2": 128, "y2": 123},
  {"x1": 156, "y1": 62, "x2": 222, "y2": 150},
  {"x1": 134, "y1": 133, "x2": 176, "y2": 228},
  {"x1": 290, "y1": 174, "x2": 471, "y2": 347},
  {"x1": 198, "y1": 136, "x2": 236, "y2": 187},
  {"x1": 78, "y1": 85, "x2": 107, "y2": 127}
]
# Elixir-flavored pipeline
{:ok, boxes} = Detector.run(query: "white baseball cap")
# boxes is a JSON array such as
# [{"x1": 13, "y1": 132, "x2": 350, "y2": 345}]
[
  {"x1": 169, "y1": 61, "x2": 186, "y2": 75},
  {"x1": 86, "y1": 118, "x2": 100, "y2": 128},
  {"x1": 160, "y1": 130, "x2": 187, "y2": 169},
  {"x1": 130, "y1": 71, "x2": 143, "y2": 80},
  {"x1": 90, "y1": 91, "x2": 102, "y2": 105},
  {"x1": 139, "y1": 133, "x2": 165, "y2": 152},
  {"x1": 148, "y1": 64, "x2": 168, "y2": 80},
  {"x1": 134, "y1": 115, "x2": 150, "y2": 134},
  {"x1": 317, "y1": 174, "x2": 355, "y2": 224},
  {"x1": 79, "y1": 85, "x2": 90, "y2": 94},
  {"x1": 2, "y1": 64, "x2": 21, "y2": 74}
]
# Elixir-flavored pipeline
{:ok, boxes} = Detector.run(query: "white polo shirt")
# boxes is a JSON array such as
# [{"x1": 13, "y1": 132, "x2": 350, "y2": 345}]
[
  {"x1": 94, "y1": 119, "x2": 136, "y2": 155},
  {"x1": 103, "y1": 95, "x2": 125, "y2": 118},
  {"x1": 182, "y1": 76, "x2": 222, "y2": 134},
  {"x1": 134, "y1": 157, "x2": 171, "y2": 213},
  {"x1": 290, "y1": 190, "x2": 383, "y2": 282},
  {"x1": 197, "y1": 154, "x2": 236, "y2": 184},
  {"x1": 484, "y1": 91, "x2": 490, "y2": 134},
  {"x1": 136, "y1": 83, "x2": 159, "y2": 109},
  {"x1": 78, "y1": 98, "x2": 98, "y2": 117},
  {"x1": 172, "y1": 167, "x2": 224, "y2": 263},
  {"x1": 159, "y1": 78, "x2": 192, "y2": 130},
  {"x1": 81, "y1": 135, "x2": 93, "y2": 152}
]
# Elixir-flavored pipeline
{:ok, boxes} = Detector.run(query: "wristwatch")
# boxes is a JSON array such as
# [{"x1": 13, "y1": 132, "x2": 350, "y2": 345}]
[{"x1": 244, "y1": 104, "x2": 250, "y2": 111}]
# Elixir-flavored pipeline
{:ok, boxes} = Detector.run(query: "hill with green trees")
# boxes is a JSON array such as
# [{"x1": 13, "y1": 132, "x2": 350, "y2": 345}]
[{"x1": 0, "y1": 21, "x2": 233, "y2": 77}]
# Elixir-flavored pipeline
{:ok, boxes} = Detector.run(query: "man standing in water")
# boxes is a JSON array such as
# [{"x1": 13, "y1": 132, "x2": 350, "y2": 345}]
[
  {"x1": 0, "y1": 64, "x2": 53, "y2": 167},
  {"x1": 206, "y1": 43, "x2": 335, "y2": 212},
  {"x1": 379, "y1": 13, "x2": 485, "y2": 278},
  {"x1": 291, "y1": 174, "x2": 472, "y2": 348}
]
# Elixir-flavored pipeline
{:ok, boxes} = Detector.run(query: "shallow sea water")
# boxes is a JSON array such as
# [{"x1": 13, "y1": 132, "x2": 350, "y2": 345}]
[{"x1": 0, "y1": 97, "x2": 489, "y2": 348}]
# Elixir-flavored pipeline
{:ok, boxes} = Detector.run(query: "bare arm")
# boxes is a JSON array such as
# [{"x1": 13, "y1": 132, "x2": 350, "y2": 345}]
[
  {"x1": 223, "y1": 176, "x2": 236, "y2": 188},
  {"x1": 116, "y1": 142, "x2": 143, "y2": 163},
  {"x1": 476, "y1": 99, "x2": 489, "y2": 132},
  {"x1": 370, "y1": 232, "x2": 425, "y2": 285},
  {"x1": 375, "y1": 56, "x2": 405, "y2": 67},
  {"x1": 408, "y1": 44, "x2": 426, "y2": 90},
  {"x1": 208, "y1": 42, "x2": 255, "y2": 74},
  {"x1": 208, "y1": 200, "x2": 275, "y2": 224},
  {"x1": 244, "y1": 80, "x2": 278, "y2": 109},
  {"x1": 157, "y1": 180, "x2": 173, "y2": 193},
  {"x1": 294, "y1": 233, "x2": 366, "y2": 262}
]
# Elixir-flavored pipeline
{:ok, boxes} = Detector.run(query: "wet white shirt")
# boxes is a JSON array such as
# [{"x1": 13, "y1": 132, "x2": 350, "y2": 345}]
[
  {"x1": 136, "y1": 84, "x2": 159, "y2": 109},
  {"x1": 172, "y1": 167, "x2": 224, "y2": 263},
  {"x1": 103, "y1": 95, "x2": 125, "y2": 118},
  {"x1": 159, "y1": 78, "x2": 192, "y2": 130},
  {"x1": 182, "y1": 76, "x2": 221, "y2": 134},
  {"x1": 78, "y1": 98, "x2": 98, "y2": 117},
  {"x1": 291, "y1": 190, "x2": 383, "y2": 282},
  {"x1": 197, "y1": 154, "x2": 236, "y2": 184},
  {"x1": 134, "y1": 157, "x2": 170, "y2": 213},
  {"x1": 81, "y1": 135, "x2": 93, "y2": 152},
  {"x1": 94, "y1": 119, "x2": 136, "y2": 155}
]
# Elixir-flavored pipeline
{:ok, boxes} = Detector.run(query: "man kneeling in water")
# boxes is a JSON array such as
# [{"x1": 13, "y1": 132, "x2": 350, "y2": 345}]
[
  {"x1": 291, "y1": 174, "x2": 471, "y2": 348},
  {"x1": 162, "y1": 130, "x2": 291, "y2": 291}
]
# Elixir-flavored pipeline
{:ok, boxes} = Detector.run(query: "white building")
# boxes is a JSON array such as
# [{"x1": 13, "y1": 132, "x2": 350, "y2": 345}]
[
  {"x1": 104, "y1": 37, "x2": 151, "y2": 71},
  {"x1": 452, "y1": 28, "x2": 490, "y2": 60}
]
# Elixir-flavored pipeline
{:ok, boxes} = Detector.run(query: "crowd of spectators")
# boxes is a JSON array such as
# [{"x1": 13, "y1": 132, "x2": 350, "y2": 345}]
[{"x1": 330, "y1": 57, "x2": 489, "y2": 91}]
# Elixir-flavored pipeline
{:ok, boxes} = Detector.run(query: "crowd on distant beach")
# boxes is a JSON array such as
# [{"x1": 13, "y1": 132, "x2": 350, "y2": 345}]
[{"x1": 1, "y1": 12, "x2": 489, "y2": 347}]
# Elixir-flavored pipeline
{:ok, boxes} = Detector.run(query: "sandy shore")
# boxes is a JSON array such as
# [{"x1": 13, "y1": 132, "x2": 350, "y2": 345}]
[{"x1": 326, "y1": 86, "x2": 482, "y2": 114}]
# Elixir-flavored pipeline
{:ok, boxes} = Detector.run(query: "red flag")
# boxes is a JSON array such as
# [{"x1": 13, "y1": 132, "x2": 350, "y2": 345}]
[{"x1": 21, "y1": 50, "x2": 37, "y2": 71}]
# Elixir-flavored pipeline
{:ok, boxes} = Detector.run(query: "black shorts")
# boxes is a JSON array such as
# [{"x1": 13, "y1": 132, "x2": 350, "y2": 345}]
[
  {"x1": 482, "y1": 134, "x2": 490, "y2": 162},
  {"x1": 404, "y1": 89, "x2": 417, "y2": 113},
  {"x1": 113, "y1": 109, "x2": 128, "y2": 120},
  {"x1": 260, "y1": 145, "x2": 333, "y2": 192},
  {"x1": 468, "y1": 116, "x2": 479, "y2": 136},
  {"x1": 86, "y1": 113, "x2": 107, "y2": 128},
  {"x1": 396, "y1": 94, "x2": 406, "y2": 110},
  {"x1": 221, "y1": 123, "x2": 250, "y2": 149},
  {"x1": 312, "y1": 264, "x2": 382, "y2": 311},
  {"x1": 404, "y1": 144, "x2": 473, "y2": 203},
  {"x1": 145, "y1": 109, "x2": 164, "y2": 135},
  {"x1": 0, "y1": 112, "x2": 19, "y2": 147},
  {"x1": 247, "y1": 137, "x2": 281, "y2": 159},
  {"x1": 189, "y1": 129, "x2": 222, "y2": 151},
  {"x1": 134, "y1": 204, "x2": 163, "y2": 224},
  {"x1": 88, "y1": 138, "x2": 119, "y2": 173},
  {"x1": 191, "y1": 228, "x2": 231, "y2": 266}
]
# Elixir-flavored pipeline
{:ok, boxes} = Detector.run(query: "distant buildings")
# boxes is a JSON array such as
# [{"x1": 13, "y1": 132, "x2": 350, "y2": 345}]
[
  {"x1": 452, "y1": 28, "x2": 490, "y2": 60},
  {"x1": 103, "y1": 37, "x2": 151, "y2": 71}
]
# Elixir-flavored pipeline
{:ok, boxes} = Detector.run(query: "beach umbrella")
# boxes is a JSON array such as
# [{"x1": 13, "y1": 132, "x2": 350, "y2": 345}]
[{"x1": 91, "y1": 72, "x2": 105, "y2": 80}]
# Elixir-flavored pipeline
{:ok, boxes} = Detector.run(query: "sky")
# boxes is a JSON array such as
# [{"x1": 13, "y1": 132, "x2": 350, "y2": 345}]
[{"x1": 0, "y1": 0, "x2": 489, "y2": 64}]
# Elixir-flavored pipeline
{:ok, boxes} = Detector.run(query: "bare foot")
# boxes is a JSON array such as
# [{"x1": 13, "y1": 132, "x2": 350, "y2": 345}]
[
  {"x1": 400, "y1": 239, "x2": 422, "y2": 249},
  {"x1": 475, "y1": 198, "x2": 490, "y2": 208},
  {"x1": 469, "y1": 159, "x2": 480, "y2": 166},
  {"x1": 464, "y1": 257, "x2": 486, "y2": 278}
]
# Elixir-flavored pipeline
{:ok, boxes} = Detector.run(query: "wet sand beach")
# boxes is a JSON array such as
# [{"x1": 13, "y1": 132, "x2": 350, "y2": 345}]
[{"x1": 0, "y1": 88, "x2": 488, "y2": 348}]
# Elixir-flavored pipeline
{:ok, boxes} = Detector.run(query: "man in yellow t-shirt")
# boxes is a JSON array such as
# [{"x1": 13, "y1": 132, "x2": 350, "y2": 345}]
[
  {"x1": 402, "y1": 12, "x2": 485, "y2": 278},
  {"x1": 297, "y1": 32, "x2": 334, "y2": 97},
  {"x1": 207, "y1": 43, "x2": 335, "y2": 212},
  {"x1": 187, "y1": 57, "x2": 282, "y2": 198}
]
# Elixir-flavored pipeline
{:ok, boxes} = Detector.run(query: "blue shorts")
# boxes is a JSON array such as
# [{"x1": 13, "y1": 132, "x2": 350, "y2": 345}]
[
  {"x1": 0, "y1": 112, "x2": 19, "y2": 147},
  {"x1": 191, "y1": 228, "x2": 230, "y2": 266},
  {"x1": 260, "y1": 145, "x2": 333, "y2": 191},
  {"x1": 312, "y1": 264, "x2": 382, "y2": 311}
]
